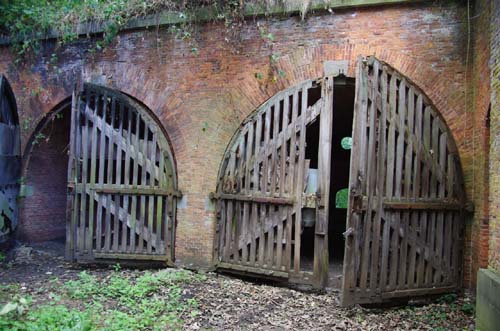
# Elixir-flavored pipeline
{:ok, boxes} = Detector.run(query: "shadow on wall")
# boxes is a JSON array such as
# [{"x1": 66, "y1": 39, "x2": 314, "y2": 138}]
[{"x1": 18, "y1": 102, "x2": 71, "y2": 243}]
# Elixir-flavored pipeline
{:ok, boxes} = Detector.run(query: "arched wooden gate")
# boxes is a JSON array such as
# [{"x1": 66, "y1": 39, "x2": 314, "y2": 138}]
[
  {"x1": 0, "y1": 76, "x2": 21, "y2": 243},
  {"x1": 66, "y1": 83, "x2": 180, "y2": 263},
  {"x1": 214, "y1": 56, "x2": 466, "y2": 305}
]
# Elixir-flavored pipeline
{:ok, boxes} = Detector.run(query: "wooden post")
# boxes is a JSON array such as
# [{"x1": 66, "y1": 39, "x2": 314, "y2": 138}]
[{"x1": 313, "y1": 76, "x2": 333, "y2": 289}]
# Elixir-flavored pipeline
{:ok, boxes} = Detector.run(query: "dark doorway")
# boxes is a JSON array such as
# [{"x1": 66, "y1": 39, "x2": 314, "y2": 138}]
[
  {"x1": 328, "y1": 76, "x2": 355, "y2": 287},
  {"x1": 19, "y1": 102, "x2": 71, "y2": 243},
  {"x1": 299, "y1": 78, "x2": 355, "y2": 282}
]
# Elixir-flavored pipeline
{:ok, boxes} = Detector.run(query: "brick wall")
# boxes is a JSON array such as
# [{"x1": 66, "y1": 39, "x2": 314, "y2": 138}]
[
  {"x1": 489, "y1": 0, "x2": 500, "y2": 273},
  {"x1": 17, "y1": 105, "x2": 71, "y2": 242},
  {"x1": 466, "y1": 0, "x2": 491, "y2": 287},
  {"x1": 0, "y1": 2, "x2": 478, "y2": 272}
]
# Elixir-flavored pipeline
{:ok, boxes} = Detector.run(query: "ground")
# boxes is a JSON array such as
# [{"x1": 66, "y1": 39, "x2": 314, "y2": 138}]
[{"x1": 0, "y1": 241, "x2": 475, "y2": 330}]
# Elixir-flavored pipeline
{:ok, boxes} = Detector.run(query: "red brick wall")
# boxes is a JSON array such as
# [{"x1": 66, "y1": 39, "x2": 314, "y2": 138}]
[
  {"x1": 466, "y1": 0, "x2": 492, "y2": 287},
  {"x1": 489, "y1": 0, "x2": 500, "y2": 273},
  {"x1": 17, "y1": 105, "x2": 71, "y2": 242},
  {"x1": 0, "y1": 2, "x2": 478, "y2": 271}
]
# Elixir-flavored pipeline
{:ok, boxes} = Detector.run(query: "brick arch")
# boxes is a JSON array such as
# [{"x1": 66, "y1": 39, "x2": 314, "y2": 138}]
[{"x1": 228, "y1": 44, "x2": 466, "y2": 155}]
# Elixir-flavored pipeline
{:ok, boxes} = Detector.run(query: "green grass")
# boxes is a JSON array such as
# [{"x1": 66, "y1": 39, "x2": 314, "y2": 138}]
[{"x1": 0, "y1": 268, "x2": 205, "y2": 331}]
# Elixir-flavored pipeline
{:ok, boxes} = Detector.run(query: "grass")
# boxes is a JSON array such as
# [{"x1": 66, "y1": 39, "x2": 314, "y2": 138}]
[{"x1": 0, "y1": 268, "x2": 206, "y2": 331}]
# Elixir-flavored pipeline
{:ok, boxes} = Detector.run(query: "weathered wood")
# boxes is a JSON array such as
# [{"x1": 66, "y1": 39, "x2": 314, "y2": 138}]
[
  {"x1": 68, "y1": 83, "x2": 177, "y2": 263},
  {"x1": 341, "y1": 56, "x2": 465, "y2": 306},
  {"x1": 313, "y1": 76, "x2": 333, "y2": 288}
]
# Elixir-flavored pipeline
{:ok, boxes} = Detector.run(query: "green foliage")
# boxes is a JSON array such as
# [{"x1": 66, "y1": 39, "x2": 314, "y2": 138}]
[
  {"x1": 1, "y1": 269, "x2": 204, "y2": 330},
  {"x1": 0, "y1": 303, "x2": 95, "y2": 331},
  {"x1": 0, "y1": 252, "x2": 5, "y2": 263},
  {"x1": 335, "y1": 188, "x2": 349, "y2": 209},
  {"x1": 0, "y1": 0, "x2": 252, "y2": 60}
]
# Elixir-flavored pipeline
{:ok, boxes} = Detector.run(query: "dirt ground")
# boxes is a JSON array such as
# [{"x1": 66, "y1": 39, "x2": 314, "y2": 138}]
[{"x1": 1, "y1": 241, "x2": 476, "y2": 330}]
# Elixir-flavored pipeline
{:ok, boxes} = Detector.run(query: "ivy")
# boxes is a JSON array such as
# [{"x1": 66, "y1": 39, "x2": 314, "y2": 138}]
[{"x1": 0, "y1": 0, "x2": 258, "y2": 61}]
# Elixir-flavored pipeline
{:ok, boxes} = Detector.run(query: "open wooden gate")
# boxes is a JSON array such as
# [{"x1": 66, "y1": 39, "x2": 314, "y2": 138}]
[
  {"x1": 67, "y1": 83, "x2": 179, "y2": 263},
  {"x1": 0, "y1": 76, "x2": 21, "y2": 243},
  {"x1": 342, "y1": 57, "x2": 466, "y2": 305},
  {"x1": 214, "y1": 78, "x2": 334, "y2": 287}
]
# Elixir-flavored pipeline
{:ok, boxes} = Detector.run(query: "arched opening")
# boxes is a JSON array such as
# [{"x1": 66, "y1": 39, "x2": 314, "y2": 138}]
[
  {"x1": 0, "y1": 76, "x2": 21, "y2": 245},
  {"x1": 19, "y1": 84, "x2": 179, "y2": 264},
  {"x1": 66, "y1": 83, "x2": 179, "y2": 263},
  {"x1": 19, "y1": 99, "x2": 72, "y2": 246},
  {"x1": 214, "y1": 56, "x2": 466, "y2": 306}
]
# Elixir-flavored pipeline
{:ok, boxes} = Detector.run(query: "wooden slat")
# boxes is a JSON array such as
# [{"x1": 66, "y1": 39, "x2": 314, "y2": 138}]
[
  {"x1": 313, "y1": 76, "x2": 333, "y2": 288},
  {"x1": 70, "y1": 84, "x2": 177, "y2": 264},
  {"x1": 66, "y1": 89, "x2": 78, "y2": 260},
  {"x1": 359, "y1": 62, "x2": 375, "y2": 291}
]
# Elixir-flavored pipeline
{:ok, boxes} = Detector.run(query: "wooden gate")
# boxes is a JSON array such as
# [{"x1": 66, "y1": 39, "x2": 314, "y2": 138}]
[
  {"x1": 67, "y1": 83, "x2": 179, "y2": 263},
  {"x1": 214, "y1": 78, "x2": 334, "y2": 287},
  {"x1": 0, "y1": 76, "x2": 21, "y2": 243},
  {"x1": 342, "y1": 57, "x2": 466, "y2": 305}
]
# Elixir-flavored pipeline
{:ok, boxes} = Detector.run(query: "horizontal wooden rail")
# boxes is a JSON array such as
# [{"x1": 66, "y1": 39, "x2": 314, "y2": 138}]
[
  {"x1": 358, "y1": 196, "x2": 463, "y2": 211},
  {"x1": 94, "y1": 252, "x2": 169, "y2": 261},
  {"x1": 217, "y1": 262, "x2": 288, "y2": 278},
  {"x1": 210, "y1": 192, "x2": 294, "y2": 205},
  {"x1": 70, "y1": 183, "x2": 182, "y2": 197}
]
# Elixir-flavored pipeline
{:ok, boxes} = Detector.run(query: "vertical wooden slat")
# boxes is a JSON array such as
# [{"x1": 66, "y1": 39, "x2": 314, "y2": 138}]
[
  {"x1": 66, "y1": 89, "x2": 78, "y2": 260},
  {"x1": 359, "y1": 62, "x2": 376, "y2": 291},
  {"x1": 86, "y1": 88, "x2": 97, "y2": 254},
  {"x1": 406, "y1": 87, "x2": 417, "y2": 289},
  {"x1": 369, "y1": 62, "x2": 385, "y2": 293},
  {"x1": 130, "y1": 112, "x2": 141, "y2": 252},
  {"x1": 313, "y1": 76, "x2": 333, "y2": 288},
  {"x1": 138, "y1": 120, "x2": 149, "y2": 253},
  {"x1": 422, "y1": 106, "x2": 432, "y2": 286},
  {"x1": 147, "y1": 131, "x2": 157, "y2": 254},
  {"x1": 96, "y1": 92, "x2": 108, "y2": 253},
  {"x1": 380, "y1": 72, "x2": 397, "y2": 292},
  {"x1": 107, "y1": 97, "x2": 119, "y2": 253},
  {"x1": 79, "y1": 88, "x2": 91, "y2": 255},
  {"x1": 342, "y1": 59, "x2": 365, "y2": 303},
  {"x1": 123, "y1": 107, "x2": 133, "y2": 252},
  {"x1": 393, "y1": 79, "x2": 407, "y2": 291},
  {"x1": 157, "y1": 152, "x2": 165, "y2": 254},
  {"x1": 294, "y1": 84, "x2": 310, "y2": 273}
]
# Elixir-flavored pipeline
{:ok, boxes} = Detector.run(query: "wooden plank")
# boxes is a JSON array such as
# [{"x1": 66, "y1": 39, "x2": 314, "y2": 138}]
[
  {"x1": 313, "y1": 76, "x2": 333, "y2": 288},
  {"x1": 156, "y1": 150, "x2": 165, "y2": 254},
  {"x1": 266, "y1": 205, "x2": 275, "y2": 267},
  {"x1": 78, "y1": 88, "x2": 91, "y2": 256},
  {"x1": 422, "y1": 106, "x2": 432, "y2": 286},
  {"x1": 123, "y1": 107, "x2": 133, "y2": 252},
  {"x1": 147, "y1": 131, "x2": 157, "y2": 254},
  {"x1": 217, "y1": 262, "x2": 288, "y2": 278},
  {"x1": 294, "y1": 84, "x2": 310, "y2": 273},
  {"x1": 342, "y1": 58, "x2": 366, "y2": 305},
  {"x1": 65, "y1": 89, "x2": 78, "y2": 261},
  {"x1": 224, "y1": 200, "x2": 233, "y2": 261},
  {"x1": 381, "y1": 71, "x2": 398, "y2": 292},
  {"x1": 392, "y1": 79, "x2": 406, "y2": 291},
  {"x1": 369, "y1": 62, "x2": 385, "y2": 293},
  {"x1": 130, "y1": 112, "x2": 141, "y2": 252},
  {"x1": 95, "y1": 92, "x2": 107, "y2": 253},
  {"x1": 406, "y1": 87, "x2": 417, "y2": 289},
  {"x1": 258, "y1": 204, "x2": 266, "y2": 267},
  {"x1": 359, "y1": 63, "x2": 375, "y2": 291},
  {"x1": 262, "y1": 106, "x2": 272, "y2": 194},
  {"x1": 107, "y1": 97, "x2": 120, "y2": 253},
  {"x1": 138, "y1": 120, "x2": 149, "y2": 253}
]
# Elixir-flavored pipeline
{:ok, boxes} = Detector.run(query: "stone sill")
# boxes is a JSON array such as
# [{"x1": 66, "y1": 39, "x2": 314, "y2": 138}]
[{"x1": 0, "y1": 0, "x2": 423, "y2": 46}]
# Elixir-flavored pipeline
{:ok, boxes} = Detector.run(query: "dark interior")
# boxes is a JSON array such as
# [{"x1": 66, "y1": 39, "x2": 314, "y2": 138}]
[
  {"x1": 299, "y1": 77, "x2": 355, "y2": 285},
  {"x1": 328, "y1": 77, "x2": 355, "y2": 262}
]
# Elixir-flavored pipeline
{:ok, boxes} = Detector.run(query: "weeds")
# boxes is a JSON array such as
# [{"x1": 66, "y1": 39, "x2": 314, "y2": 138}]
[{"x1": 1, "y1": 268, "x2": 203, "y2": 330}]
